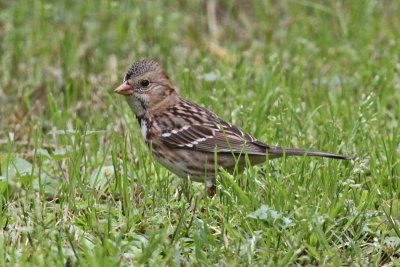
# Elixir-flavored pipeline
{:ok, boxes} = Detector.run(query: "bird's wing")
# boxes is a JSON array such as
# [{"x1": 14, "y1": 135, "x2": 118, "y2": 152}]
[
  {"x1": 157, "y1": 98, "x2": 268, "y2": 155},
  {"x1": 159, "y1": 120, "x2": 268, "y2": 155}
]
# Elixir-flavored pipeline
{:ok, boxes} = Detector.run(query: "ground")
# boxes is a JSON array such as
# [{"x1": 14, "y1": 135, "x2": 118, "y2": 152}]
[{"x1": 0, "y1": 1, "x2": 399, "y2": 266}]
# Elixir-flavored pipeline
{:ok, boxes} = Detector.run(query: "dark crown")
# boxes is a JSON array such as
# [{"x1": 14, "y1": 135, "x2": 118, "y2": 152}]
[{"x1": 124, "y1": 59, "x2": 161, "y2": 81}]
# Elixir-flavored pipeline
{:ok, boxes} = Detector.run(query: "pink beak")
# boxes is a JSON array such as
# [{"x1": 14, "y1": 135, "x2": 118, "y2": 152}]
[{"x1": 114, "y1": 81, "x2": 134, "y2": 95}]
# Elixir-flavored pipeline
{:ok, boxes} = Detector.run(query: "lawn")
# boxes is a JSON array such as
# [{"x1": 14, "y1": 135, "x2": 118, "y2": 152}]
[{"x1": 0, "y1": 0, "x2": 399, "y2": 266}]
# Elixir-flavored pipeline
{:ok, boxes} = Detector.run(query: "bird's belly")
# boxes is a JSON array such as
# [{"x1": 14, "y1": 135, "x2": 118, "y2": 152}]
[
  {"x1": 151, "y1": 147, "x2": 231, "y2": 182},
  {"x1": 150, "y1": 145, "x2": 264, "y2": 185},
  {"x1": 152, "y1": 153, "x2": 196, "y2": 180},
  {"x1": 151, "y1": 147, "x2": 212, "y2": 182}
]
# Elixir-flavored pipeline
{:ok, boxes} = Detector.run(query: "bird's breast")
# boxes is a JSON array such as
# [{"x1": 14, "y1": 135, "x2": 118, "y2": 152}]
[
  {"x1": 140, "y1": 119, "x2": 147, "y2": 140},
  {"x1": 139, "y1": 116, "x2": 160, "y2": 144}
]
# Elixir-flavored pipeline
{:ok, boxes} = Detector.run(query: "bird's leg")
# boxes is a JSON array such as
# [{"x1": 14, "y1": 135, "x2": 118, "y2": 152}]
[
  {"x1": 172, "y1": 188, "x2": 180, "y2": 201},
  {"x1": 173, "y1": 177, "x2": 192, "y2": 202},
  {"x1": 181, "y1": 177, "x2": 193, "y2": 202},
  {"x1": 188, "y1": 181, "x2": 216, "y2": 213},
  {"x1": 206, "y1": 185, "x2": 216, "y2": 198},
  {"x1": 205, "y1": 179, "x2": 216, "y2": 198},
  {"x1": 188, "y1": 196, "x2": 200, "y2": 213}
]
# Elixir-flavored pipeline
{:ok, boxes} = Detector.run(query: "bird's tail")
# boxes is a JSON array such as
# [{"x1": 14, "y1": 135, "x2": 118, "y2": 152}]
[{"x1": 267, "y1": 147, "x2": 351, "y2": 160}]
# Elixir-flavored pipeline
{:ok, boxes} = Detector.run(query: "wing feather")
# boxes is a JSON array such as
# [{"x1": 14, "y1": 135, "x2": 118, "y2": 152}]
[
  {"x1": 160, "y1": 122, "x2": 267, "y2": 155},
  {"x1": 157, "y1": 98, "x2": 267, "y2": 155}
]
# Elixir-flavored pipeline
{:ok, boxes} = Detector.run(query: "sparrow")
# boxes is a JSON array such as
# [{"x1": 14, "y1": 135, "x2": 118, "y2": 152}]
[{"x1": 114, "y1": 59, "x2": 350, "y2": 196}]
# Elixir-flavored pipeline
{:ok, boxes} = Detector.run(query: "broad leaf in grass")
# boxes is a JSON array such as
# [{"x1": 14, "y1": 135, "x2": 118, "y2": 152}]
[
  {"x1": 90, "y1": 166, "x2": 114, "y2": 190},
  {"x1": 5, "y1": 157, "x2": 60, "y2": 196},
  {"x1": 247, "y1": 205, "x2": 294, "y2": 229},
  {"x1": 8, "y1": 158, "x2": 33, "y2": 184}
]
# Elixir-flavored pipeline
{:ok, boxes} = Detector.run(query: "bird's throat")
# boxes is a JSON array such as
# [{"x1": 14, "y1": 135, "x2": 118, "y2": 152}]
[{"x1": 126, "y1": 95, "x2": 147, "y2": 118}]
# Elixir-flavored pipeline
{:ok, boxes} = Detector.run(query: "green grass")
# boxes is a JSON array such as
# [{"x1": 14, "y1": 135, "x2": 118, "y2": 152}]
[{"x1": 0, "y1": 0, "x2": 399, "y2": 265}]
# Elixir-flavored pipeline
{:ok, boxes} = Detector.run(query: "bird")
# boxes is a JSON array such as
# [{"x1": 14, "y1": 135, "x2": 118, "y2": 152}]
[{"x1": 114, "y1": 59, "x2": 351, "y2": 196}]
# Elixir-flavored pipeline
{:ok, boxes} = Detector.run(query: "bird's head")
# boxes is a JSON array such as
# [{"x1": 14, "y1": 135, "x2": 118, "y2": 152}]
[{"x1": 114, "y1": 59, "x2": 176, "y2": 117}]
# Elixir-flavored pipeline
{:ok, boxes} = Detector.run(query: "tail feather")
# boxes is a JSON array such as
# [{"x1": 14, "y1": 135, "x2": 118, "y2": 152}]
[{"x1": 267, "y1": 147, "x2": 351, "y2": 160}]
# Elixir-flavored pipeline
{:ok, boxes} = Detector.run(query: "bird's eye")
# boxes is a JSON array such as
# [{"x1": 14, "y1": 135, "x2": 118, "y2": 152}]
[{"x1": 141, "y1": 80, "x2": 150, "y2": 87}]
